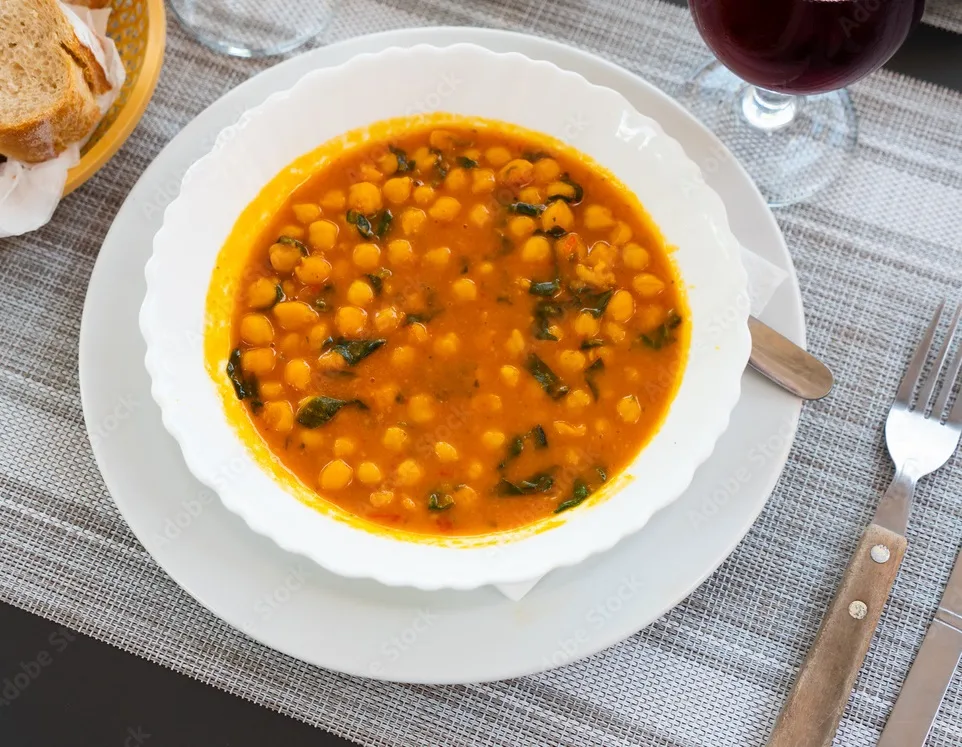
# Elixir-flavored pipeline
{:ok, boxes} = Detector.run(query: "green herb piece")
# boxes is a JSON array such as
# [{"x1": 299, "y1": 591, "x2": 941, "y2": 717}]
[
  {"x1": 533, "y1": 300, "x2": 564, "y2": 341},
  {"x1": 585, "y1": 358, "x2": 605, "y2": 401},
  {"x1": 496, "y1": 471, "x2": 555, "y2": 496},
  {"x1": 327, "y1": 338, "x2": 387, "y2": 366},
  {"x1": 640, "y1": 309, "x2": 683, "y2": 350},
  {"x1": 596, "y1": 466, "x2": 608, "y2": 483},
  {"x1": 555, "y1": 479, "x2": 592, "y2": 513},
  {"x1": 389, "y1": 145, "x2": 415, "y2": 173},
  {"x1": 296, "y1": 396, "x2": 367, "y2": 429},
  {"x1": 498, "y1": 233, "x2": 514, "y2": 256},
  {"x1": 312, "y1": 282, "x2": 334, "y2": 311},
  {"x1": 508, "y1": 202, "x2": 545, "y2": 217},
  {"x1": 522, "y1": 150, "x2": 551, "y2": 162},
  {"x1": 456, "y1": 156, "x2": 478, "y2": 169},
  {"x1": 323, "y1": 370, "x2": 357, "y2": 380},
  {"x1": 429, "y1": 148, "x2": 449, "y2": 180},
  {"x1": 274, "y1": 284, "x2": 285, "y2": 306},
  {"x1": 365, "y1": 268, "x2": 391, "y2": 296},
  {"x1": 530, "y1": 424, "x2": 548, "y2": 449},
  {"x1": 526, "y1": 353, "x2": 569, "y2": 400},
  {"x1": 226, "y1": 348, "x2": 259, "y2": 403},
  {"x1": 375, "y1": 209, "x2": 393, "y2": 239},
  {"x1": 346, "y1": 210, "x2": 374, "y2": 239},
  {"x1": 529, "y1": 278, "x2": 561, "y2": 297},
  {"x1": 535, "y1": 226, "x2": 568, "y2": 239},
  {"x1": 547, "y1": 173, "x2": 584, "y2": 204},
  {"x1": 403, "y1": 310, "x2": 440, "y2": 326},
  {"x1": 580, "y1": 338, "x2": 605, "y2": 350},
  {"x1": 575, "y1": 288, "x2": 614, "y2": 318},
  {"x1": 428, "y1": 491, "x2": 455, "y2": 511},
  {"x1": 278, "y1": 235, "x2": 309, "y2": 255}
]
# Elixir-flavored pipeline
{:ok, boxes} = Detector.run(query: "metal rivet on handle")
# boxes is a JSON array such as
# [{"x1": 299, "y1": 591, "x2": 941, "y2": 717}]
[
  {"x1": 849, "y1": 601, "x2": 868, "y2": 620},
  {"x1": 871, "y1": 544, "x2": 891, "y2": 564}
]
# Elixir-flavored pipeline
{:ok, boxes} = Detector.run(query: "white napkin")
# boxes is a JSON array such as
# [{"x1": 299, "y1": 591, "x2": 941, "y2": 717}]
[
  {"x1": 494, "y1": 244, "x2": 789, "y2": 601},
  {"x1": 0, "y1": 4, "x2": 125, "y2": 239}
]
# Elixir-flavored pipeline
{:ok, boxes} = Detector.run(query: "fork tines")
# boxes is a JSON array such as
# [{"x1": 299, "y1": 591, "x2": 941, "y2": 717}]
[{"x1": 897, "y1": 301, "x2": 962, "y2": 422}]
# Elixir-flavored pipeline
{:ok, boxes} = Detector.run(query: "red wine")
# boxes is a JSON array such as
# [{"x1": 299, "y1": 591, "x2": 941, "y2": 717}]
[{"x1": 690, "y1": 0, "x2": 924, "y2": 95}]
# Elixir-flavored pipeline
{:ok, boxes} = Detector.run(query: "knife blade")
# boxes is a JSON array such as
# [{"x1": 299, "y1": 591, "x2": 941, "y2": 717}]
[
  {"x1": 748, "y1": 315, "x2": 834, "y2": 400},
  {"x1": 878, "y1": 545, "x2": 962, "y2": 746}
]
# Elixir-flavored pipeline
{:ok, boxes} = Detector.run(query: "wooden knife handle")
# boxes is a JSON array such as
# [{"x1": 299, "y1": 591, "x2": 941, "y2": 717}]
[{"x1": 767, "y1": 523, "x2": 906, "y2": 747}]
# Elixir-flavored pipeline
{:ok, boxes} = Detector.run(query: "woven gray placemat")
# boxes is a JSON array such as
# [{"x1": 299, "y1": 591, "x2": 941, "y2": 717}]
[
  {"x1": 3, "y1": 0, "x2": 962, "y2": 745},
  {"x1": 925, "y1": 0, "x2": 962, "y2": 34}
]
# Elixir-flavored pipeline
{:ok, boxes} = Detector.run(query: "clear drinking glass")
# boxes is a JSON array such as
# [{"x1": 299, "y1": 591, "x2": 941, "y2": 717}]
[
  {"x1": 678, "y1": 0, "x2": 924, "y2": 207},
  {"x1": 167, "y1": 0, "x2": 340, "y2": 58}
]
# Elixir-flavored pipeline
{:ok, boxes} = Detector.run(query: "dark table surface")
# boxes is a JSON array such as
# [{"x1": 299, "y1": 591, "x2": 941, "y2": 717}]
[{"x1": 3, "y1": 16, "x2": 961, "y2": 747}]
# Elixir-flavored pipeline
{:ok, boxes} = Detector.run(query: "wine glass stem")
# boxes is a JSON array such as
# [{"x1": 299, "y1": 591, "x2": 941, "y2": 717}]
[{"x1": 740, "y1": 86, "x2": 798, "y2": 132}]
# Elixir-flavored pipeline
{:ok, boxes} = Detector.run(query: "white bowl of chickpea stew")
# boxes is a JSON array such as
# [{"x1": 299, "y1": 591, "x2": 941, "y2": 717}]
[{"x1": 141, "y1": 44, "x2": 750, "y2": 591}]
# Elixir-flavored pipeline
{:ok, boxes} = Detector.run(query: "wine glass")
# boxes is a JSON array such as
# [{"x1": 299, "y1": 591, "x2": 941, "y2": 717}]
[
  {"x1": 167, "y1": 0, "x2": 340, "y2": 58},
  {"x1": 679, "y1": 0, "x2": 925, "y2": 207}
]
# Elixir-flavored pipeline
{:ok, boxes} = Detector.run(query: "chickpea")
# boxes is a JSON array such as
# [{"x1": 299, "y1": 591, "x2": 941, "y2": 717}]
[
  {"x1": 433, "y1": 332, "x2": 460, "y2": 357},
  {"x1": 557, "y1": 349, "x2": 586, "y2": 372},
  {"x1": 451, "y1": 278, "x2": 477, "y2": 301},
  {"x1": 444, "y1": 168, "x2": 468, "y2": 191},
  {"x1": 423, "y1": 246, "x2": 451, "y2": 267},
  {"x1": 499, "y1": 365, "x2": 520, "y2": 387},
  {"x1": 546, "y1": 181, "x2": 578, "y2": 202},
  {"x1": 273, "y1": 301, "x2": 318, "y2": 330},
  {"x1": 307, "y1": 323, "x2": 330, "y2": 351},
  {"x1": 428, "y1": 196, "x2": 461, "y2": 221},
  {"x1": 606, "y1": 321, "x2": 627, "y2": 343},
  {"x1": 295, "y1": 256, "x2": 333, "y2": 285},
  {"x1": 284, "y1": 359, "x2": 313, "y2": 390},
  {"x1": 553, "y1": 421, "x2": 587, "y2": 437},
  {"x1": 408, "y1": 393, "x2": 435, "y2": 423},
  {"x1": 319, "y1": 460, "x2": 353, "y2": 490},
  {"x1": 358, "y1": 462, "x2": 383, "y2": 485},
  {"x1": 606, "y1": 290, "x2": 635, "y2": 322},
  {"x1": 239, "y1": 314, "x2": 274, "y2": 346},
  {"x1": 370, "y1": 490, "x2": 394, "y2": 507},
  {"x1": 396, "y1": 459, "x2": 423, "y2": 487},
  {"x1": 347, "y1": 279, "x2": 375, "y2": 306},
  {"x1": 269, "y1": 242, "x2": 302, "y2": 274},
  {"x1": 573, "y1": 312, "x2": 601, "y2": 337},
  {"x1": 333, "y1": 437, "x2": 357, "y2": 457},
  {"x1": 292, "y1": 203, "x2": 321, "y2": 224},
  {"x1": 377, "y1": 150, "x2": 399, "y2": 175},
  {"x1": 408, "y1": 322, "x2": 429, "y2": 344},
  {"x1": 467, "y1": 460, "x2": 484, "y2": 480},
  {"x1": 387, "y1": 239, "x2": 414, "y2": 264},
  {"x1": 633, "y1": 273, "x2": 666, "y2": 298},
  {"x1": 319, "y1": 190, "x2": 346, "y2": 210},
  {"x1": 508, "y1": 216, "x2": 536, "y2": 239},
  {"x1": 261, "y1": 401, "x2": 293, "y2": 433},
  {"x1": 567, "y1": 389, "x2": 592, "y2": 409},
  {"x1": 471, "y1": 169, "x2": 496, "y2": 193},
  {"x1": 382, "y1": 426, "x2": 408, "y2": 451},
  {"x1": 308, "y1": 220, "x2": 338, "y2": 251},
  {"x1": 391, "y1": 345, "x2": 415, "y2": 368},
  {"x1": 484, "y1": 146, "x2": 512, "y2": 167},
  {"x1": 521, "y1": 235, "x2": 552, "y2": 263},
  {"x1": 505, "y1": 329, "x2": 525, "y2": 356},
  {"x1": 348, "y1": 182, "x2": 382, "y2": 214},
  {"x1": 498, "y1": 159, "x2": 535, "y2": 188},
  {"x1": 583, "y1": 205, "x2": 615, "y2": 230},
  {"x1": 623, "y1": 242, "x2": 650, "y2": 270},
  {"x1": 468, "y1": 204, "x2": 491, "y2": 227},
  {"x1": 429, "y1": 130, "x2": 457, "y2": 150},
  {"x1": 353, "y1": 242, "x2": 381, "y2": 270},
  {"x1": 617, "y1": 395, "x2": 642, "y2": 423},
  {"x1": 383, "y1": 176, "x2": 413, "y2": 204},
  {"x1": 241, "y1": 348, "x2": 274, "y2": 375},
  {"x1": 434, "y1": 442, "x2": 459, "y2": 462},
  {"x1": 519, "y1": 186, "x2": 543, "y2": 204},
  {"x1": 247, "y1": 277, "x2": 280, "y2": 309},
  {"x1": 533, "y1": 158, "x2": 561, "y2": 182},
  {"x1": 542, "y1": 200, "x2": 574, "y2": 232},
  {"x1": 482, "y1": 431, "x2": 505, "y2": 450},
  {"x1": 610, "y1": 221, "x2": 633, "y2": 245},
  {"x1": 413, "y1": 184, "x2": 435, "y2": 205},
  {"x1": 335, "y1": 306, "x2": 367, "y2": 336},
  {"x1": 399, "y1": 208, "x2": 427, "y2": 235},
  {"x1": 375, "y1": 307, "x2": 402, "y2": 333}
]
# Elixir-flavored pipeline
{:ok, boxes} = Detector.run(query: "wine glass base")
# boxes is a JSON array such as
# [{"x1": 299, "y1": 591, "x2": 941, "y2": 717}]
[{"x1": 677, "y1": 61, "x2": 858, "y2": 208}]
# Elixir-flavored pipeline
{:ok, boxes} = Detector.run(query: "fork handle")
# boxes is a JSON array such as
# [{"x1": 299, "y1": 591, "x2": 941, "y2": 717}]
[{"x1": 767, "y1": 523, "x2": 907, "y2": 747}]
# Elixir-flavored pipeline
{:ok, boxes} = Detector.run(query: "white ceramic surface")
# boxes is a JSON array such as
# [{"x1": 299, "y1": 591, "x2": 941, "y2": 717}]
[
  {"x1": 80, "y1": 27, "x2": 802, "y2": 683},
  {"x1": 140, "y1": 43, "x2": 751, "y2": 591}
]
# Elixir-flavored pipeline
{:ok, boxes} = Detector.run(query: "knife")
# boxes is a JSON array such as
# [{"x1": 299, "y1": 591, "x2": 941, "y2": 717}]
[
  {"x1": 878, "y1": 544, "x2": 962, "y2": 745},
  {"x1": 748, "y1": 315, "x2": 834, "y2": 400}
]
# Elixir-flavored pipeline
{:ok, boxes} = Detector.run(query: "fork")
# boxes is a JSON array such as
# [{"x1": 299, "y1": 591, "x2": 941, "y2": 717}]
[{"x1": 768, "y1": 301, "x2": 962, "y2": 747}]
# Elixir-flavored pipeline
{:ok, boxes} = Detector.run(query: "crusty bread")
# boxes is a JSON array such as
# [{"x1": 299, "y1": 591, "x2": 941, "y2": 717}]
[
  {"x1": 0, "y1": 0, "x2": 112, "y2": 163},
  {"x1": 70, "y1": 0, "x2": 112, "y2": 7}
]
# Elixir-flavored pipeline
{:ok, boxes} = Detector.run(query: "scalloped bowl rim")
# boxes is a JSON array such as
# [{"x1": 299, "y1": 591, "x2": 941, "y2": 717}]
[{"x1": 140, "y1": 43, "x2": 751, "y2": 591}]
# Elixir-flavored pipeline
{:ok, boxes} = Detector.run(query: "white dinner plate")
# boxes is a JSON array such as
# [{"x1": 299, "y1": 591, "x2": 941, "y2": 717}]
[{"x1": 79, "y1": 27, "x2": 804, "y2": 684}]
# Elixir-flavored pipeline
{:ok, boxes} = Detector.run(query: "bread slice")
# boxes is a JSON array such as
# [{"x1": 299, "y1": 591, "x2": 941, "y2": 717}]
[
  {"x1": 69, "y1": 0, "x2": 112, "y2": 7},
  {"x1": 0, "y1": 0, "x2": 112, "y2": 163}
]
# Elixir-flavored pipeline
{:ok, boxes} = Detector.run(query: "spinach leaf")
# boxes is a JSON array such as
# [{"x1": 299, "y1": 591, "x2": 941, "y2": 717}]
[
  {"x1": 428, "y1": 490, "x2": 455, "y2": 511},
  {"x1": 429, "y1": 148, "x2": 449, "y2": 180},
  {"x1": 322, "y1": 370, "x2": 357, "y2": 380},
  {"x1": 346, "y1": 210, "x2": 374, "y2": 239},
  {"x1": 508, "y1": 202, "x2": 545, "y2": 217},
  {"x1": 456, "y1": 156, "x2": 478, "y2": 169},
  {"x1": 389, "y1": 145, "x2": 415, "y2": 173},
  {"x1": 640, "y1": 309, "x2": 683, "y2": 350},
  {"x1": 535, "y1": 226, "x2": 568, "y2": 239},
  {"x1": 226, "y1": 348, "x2": 260, "y2": 404},
  {"x1": 497, "y1": 233, "x2": 514, "y2": 256},
  {"x1": 574, "y1": 288, "x2": 614, "y2": 318},
  {"x1": 530, "y1": 424, "x2": 548, "y2": 448},
  {"x1": 496, "y1": 471, "x2": 555, "y2": 496},
  {"x1": 312, "y1": 283, "x2": 334, "y2": 311},
  {"x1": 274, "y1": 284, "x2": 285, "y2": 307},
  {"x1": 277, "y1": 235, "x2": 309, "y2": 255},
  {"x1": 365, "y1": 268, "x2": 391, "y2": 296},
  {"x1": 375, "y1": 209, "x2": 393, "y2": 239},
  {"x1": 403, "y1": 310, "x2": 440, "y2": 326},
  {"x1": 522, "y1": 150, "x2": 551, "y2": 162},
  {"x1": 547, "y1": 173, "x2": 585, "y2": 205},
  {"x1": 580, "y1": 338, "x2": 605, "y2": 350},
  {"x1": 529, "y1": 278, "x2": 561, "y2": 297},
  {"x1": 497, "y1": 426, "x2": 547, "y2": 469},
  {"x1": 533, "y1": 300, "x2": 564, "y2": 341},
  {"x1": 585, "y1": 358, "x2": 605, "y2": 401},
  {"x1": 295, "y1": 396, "x2": 367, "y2": 428},
  {"x1": 327, "y1": 338, "x2": 387, "y2": 366},
  {"x1": 526, "y1": 353, "x2": 569, "y2": 399},
  {"x1": 595, "y1": 466, "x2": 608, "y2": 484},
  {"x1": 555, "y1": 478, "x2": 592, "y2": 513}
]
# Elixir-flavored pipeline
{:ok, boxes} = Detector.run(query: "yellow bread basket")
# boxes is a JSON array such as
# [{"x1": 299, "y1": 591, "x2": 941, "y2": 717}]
[{"x1": 64, "y1": 0, "x2": 167, "y2": 195}]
